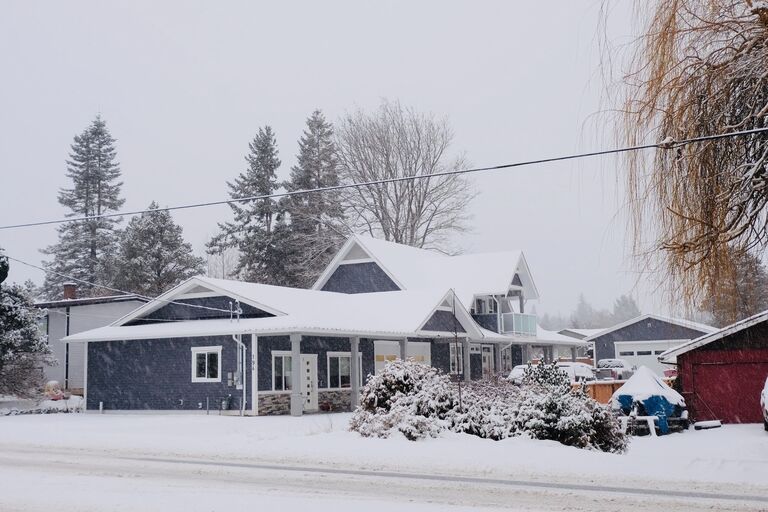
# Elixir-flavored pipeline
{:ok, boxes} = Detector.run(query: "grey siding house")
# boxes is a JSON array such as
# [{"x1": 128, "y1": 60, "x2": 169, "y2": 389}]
[
  {"x1": 585, "y1": 314, "x2": 716, "y2": 375},
  {"x1": 66, "y1": 235, "x2": 586, "y2": 415},
  {"x1": 36, "y1": 285, "x2": 144, "y2": 393}
]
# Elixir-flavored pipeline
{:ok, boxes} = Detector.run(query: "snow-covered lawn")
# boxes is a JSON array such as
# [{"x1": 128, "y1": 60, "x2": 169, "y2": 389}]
[{"x1": 1, "y1": 412, "x2": 767, "y2": 490}]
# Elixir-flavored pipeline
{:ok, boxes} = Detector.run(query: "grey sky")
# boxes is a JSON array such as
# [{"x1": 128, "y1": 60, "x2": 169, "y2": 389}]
[{"x1": 0, "y1": 1, "x2": 646, "y2": 318}]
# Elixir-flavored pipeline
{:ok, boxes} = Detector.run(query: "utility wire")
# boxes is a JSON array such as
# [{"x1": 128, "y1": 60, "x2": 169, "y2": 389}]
[
  {"x1": 7, "y1": 256, "x2": 233, "y2": 314},
  {"x1": 2, "y1": 126, "x2": 768, "y2": 231}
]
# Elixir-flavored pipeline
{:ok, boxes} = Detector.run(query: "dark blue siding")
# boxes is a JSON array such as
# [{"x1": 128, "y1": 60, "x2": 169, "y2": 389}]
[
  {"x1": 320, "y1": 262, "x2": 400, "y2": 294},
  {"x1": 87, "y1": 336, "x2": 251, "y2": 411},
  {"x1": 472, "y1": 314, "x2": 498, "y2": 333},
  {"x1": 256, "y1": 336, "x2": 376, "y2": 391},
  {"x1": 422, "y1": 310, "x2": 466, "y2": 333},
  {"x1": 127, "y1": 296, "x2": 273, "y2": 325},
  {"x1": 593, "y1": 317, "x2": 710, "y2": 361}
]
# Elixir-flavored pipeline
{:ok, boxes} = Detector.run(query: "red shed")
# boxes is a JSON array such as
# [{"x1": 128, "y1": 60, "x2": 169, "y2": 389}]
[{"x1": 659, "y1": 312, "x2": 768, "y2": 424}]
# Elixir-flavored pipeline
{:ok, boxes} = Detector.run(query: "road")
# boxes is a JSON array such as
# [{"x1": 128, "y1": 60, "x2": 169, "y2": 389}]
[{"x1": 0, "y1": 445, "x2": 765, "y2": 512}]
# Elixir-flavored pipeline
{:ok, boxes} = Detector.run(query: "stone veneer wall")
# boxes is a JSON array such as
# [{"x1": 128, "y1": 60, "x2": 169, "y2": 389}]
[
  {"x1": 258, "y1": 392, "x2": 291, "y2": 415},
  {"x1": 318, "y1": 389, "x2": 352, "y2": 412}
]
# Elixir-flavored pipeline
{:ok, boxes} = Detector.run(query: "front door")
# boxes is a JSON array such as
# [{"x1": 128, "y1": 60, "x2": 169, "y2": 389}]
[
  {"x1": 481, "y1": 345, "x2": 494, "y2": 378},
  {"x1": 300, "y1": 354, "x2": 318, "y2": 411}
]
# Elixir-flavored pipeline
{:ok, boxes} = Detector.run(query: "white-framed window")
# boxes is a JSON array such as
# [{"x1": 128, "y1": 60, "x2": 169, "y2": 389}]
[
  {"x1": 449, "y1": 343, "x2": 464, "y2": 374},
  {"x1": 272, "y1": 351, "x2": 292, "y2": 391},
  {"x1": 191, "y1": 346, "x2": 222, "y2": 383},
  {"x1": 327, "y1": 351, "x2": 363, "y2": 388}
]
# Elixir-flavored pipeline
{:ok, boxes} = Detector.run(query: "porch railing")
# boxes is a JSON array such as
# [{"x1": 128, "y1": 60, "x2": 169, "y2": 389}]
[{"x1": 501, "y1": 312, "x2": 537, "y2": 336}]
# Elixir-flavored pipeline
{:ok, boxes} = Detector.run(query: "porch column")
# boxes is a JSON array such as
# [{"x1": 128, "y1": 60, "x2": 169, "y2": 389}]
[
  {"x1": 399, "y1": 338, "x2": 407, "y2": 360},
  {"x1": 522, "y1": 344, "x2": 531, "y2": 364},
  {"x1": 462, "y1": 338, "x2": 471, "y2": 382},
  {"x1": 290, "y1": 333, "x2": 303, "y2": 417},
  {"x1": 570, "y1": 346, "x2": 577, "y2": 362},
  {"x1": 350, "y1": 336, "x2": 360, "y2": 411}
]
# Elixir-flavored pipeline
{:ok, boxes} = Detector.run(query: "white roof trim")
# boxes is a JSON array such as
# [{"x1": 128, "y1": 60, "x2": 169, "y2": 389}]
[
  {"x1": 582, "y1": 314, "x2": 716, "y2": 342},
  {"x1": 514, "y1": 252, "x2": 540, "y2": 300},
  {"x1": 415, "y1": 290, "x2": 483, "y2": 340},
  {"x1": 658, "y1": 309, "x2": 768, "y2": 362}
]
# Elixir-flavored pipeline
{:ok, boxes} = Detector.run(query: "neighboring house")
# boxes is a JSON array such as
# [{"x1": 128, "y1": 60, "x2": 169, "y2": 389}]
[
  {"x1": 35, "y1": 283, "x2": 144, "y2": 393},
  {"x1": 585, "y1": 314, "x2": 716, "y2": 375},
  {"x1": 65, "y1": 235, "x2": 586, "y2": 415},
  {"x1": 660, "y1": 312, "x2": 768, "y2": 424}
]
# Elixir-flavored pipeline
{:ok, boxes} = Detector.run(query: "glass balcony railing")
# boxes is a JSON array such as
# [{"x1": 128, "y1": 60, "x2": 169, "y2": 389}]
[{"x1": 501, "y1": 312, "x2": 537, "y2": 336}]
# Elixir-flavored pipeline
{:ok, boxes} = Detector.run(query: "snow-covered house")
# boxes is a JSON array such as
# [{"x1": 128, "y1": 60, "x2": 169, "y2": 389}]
[
  {"x1": 64, "y1": 235, "x2": 585, "y2": 415},
  {"x1": 35, "y1": 284, "x2": 145, "y2": 393},
  {"x1": 659, "y1": 311, "x2": 768, "y2": 424},
  {"x1": 585, "y1": 314, "x2": 716, "y2": 375}
]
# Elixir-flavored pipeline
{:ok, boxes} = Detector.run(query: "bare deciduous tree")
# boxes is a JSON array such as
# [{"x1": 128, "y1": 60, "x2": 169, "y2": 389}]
[
  {"x1": 611, "y1": 0, "x2": 768, "y2": 308},
  {"x1": 335, "y1": 100, "x2": 475, "y2": 251}
]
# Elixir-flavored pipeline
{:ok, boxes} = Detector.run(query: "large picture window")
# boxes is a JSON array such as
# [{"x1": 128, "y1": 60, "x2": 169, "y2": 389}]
[
  {"x1": 191, "y1": 346, "x2": 222, "y2": 383},
  {"x1": 327, "y1": 352, "x2": 362, "y2": 388},
  {"x1": 272, "y1": 351, "x2": 292, "y2": 391}
]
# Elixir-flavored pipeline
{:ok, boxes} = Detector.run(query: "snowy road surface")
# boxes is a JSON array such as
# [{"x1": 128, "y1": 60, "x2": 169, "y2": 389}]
[{"x1": 1, "y1": 413, "x2": 767, "y2": 511}]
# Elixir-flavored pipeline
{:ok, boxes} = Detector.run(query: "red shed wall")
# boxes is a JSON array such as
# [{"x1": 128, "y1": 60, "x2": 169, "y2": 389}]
[{"x1": 679, "y1": 326, "x2": 768, "y2": 424}]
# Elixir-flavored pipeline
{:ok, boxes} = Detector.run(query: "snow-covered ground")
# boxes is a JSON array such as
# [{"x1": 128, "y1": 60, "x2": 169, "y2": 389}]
[{"x1": 1, "y1": 412, "x2": 766, "y2": 511}]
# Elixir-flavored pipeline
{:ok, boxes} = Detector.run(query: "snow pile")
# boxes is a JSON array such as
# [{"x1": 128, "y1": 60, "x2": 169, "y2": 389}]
[
  {"x1": 611, "y1": 366, "x2": 685, "y2": 406},
  {"x1": 350, "y1": 360, "x2": 628, "y2": 452},
  {"x1": 0, "y1": 395, "x2": 84, "y2": 416}
]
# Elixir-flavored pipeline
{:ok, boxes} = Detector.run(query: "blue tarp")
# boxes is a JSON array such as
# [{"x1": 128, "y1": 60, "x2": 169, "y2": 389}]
[{"x1": 612, "y1": 366, "x2": 687, "y2": 435}]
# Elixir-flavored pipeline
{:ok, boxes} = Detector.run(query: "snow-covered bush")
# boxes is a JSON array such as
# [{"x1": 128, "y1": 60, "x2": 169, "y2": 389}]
[
  {"x1": 349, "y1": 359, "x2": 455, "y2": 440},
  {"x1": 350, "y1": 360, "x2": 628, "y2": 453}
]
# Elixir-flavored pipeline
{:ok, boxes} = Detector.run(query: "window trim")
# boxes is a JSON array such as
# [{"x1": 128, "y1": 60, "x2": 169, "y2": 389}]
[
  {"x1": 190, "y1": 345, "x2": 222, "y2": 383},
  {"x1": 272, "y1": 350, "x2": 293, "y2": 391},
  {"x1": 326, "y1": 351, "x2": 363, "y2": 389}
]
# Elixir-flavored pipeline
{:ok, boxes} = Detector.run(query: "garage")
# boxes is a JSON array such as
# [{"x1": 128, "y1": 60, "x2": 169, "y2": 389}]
[{"x1": 660, "y1": 313, "x2": 768, "y2": 424}]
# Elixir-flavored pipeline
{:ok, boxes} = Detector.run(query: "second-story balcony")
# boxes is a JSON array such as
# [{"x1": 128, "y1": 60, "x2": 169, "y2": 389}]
[{"x1": 501, "y1": 312, "x2": 537, "y2": 336}]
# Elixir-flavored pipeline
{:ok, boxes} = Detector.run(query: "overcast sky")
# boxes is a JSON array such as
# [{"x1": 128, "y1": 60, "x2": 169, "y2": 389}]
[{"x1": 0, "y1": 1, "x2": 652, "y2": 318}]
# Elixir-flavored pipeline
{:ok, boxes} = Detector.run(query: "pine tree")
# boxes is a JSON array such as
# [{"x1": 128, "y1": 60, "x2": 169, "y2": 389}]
[
  {"x1": 282, "y1": 110, "x2": 347, "y2": 287},
  {"x1": 0, "y1": 249, "x2": 52, "y2": 396},
  {"x1": 702, "y1": 250, "x2": 768, "y2": 326},
  {"x1": 208, "y1": 126, "x2": 284, "y2": 284},
  {"x1": 41, "y1": 116, "x2": 124, "y2": 299},
  {"x1": 112, "y1": 202, "x2": 205, "y2": 297},
  {"x1": 611, "y1": 295, "x2": 641, "y2": 324}
]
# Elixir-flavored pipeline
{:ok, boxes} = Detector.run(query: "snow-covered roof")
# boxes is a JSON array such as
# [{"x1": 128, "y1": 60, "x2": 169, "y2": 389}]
[
  {"x1": 658, "y1": 309, "x2": 768, "y2": 363},
  {"x1": 583, "y1": 314, "x2": 716, "y2": 342},
  {"x1": 65, "y1": 277, "x2": 486, "y2": 343},
  {"x1": 611, "y1": 366, "x2": 685, "y2": 406},
  {"x1": 558, "y1": 328, "x2": 605, "y2": 340},
  {"x1": 313, "y1": 234, "x2": 538, "y2": 306},
  {"x1": 536, "y1": 326, "x2": 587, "y2": 346}
]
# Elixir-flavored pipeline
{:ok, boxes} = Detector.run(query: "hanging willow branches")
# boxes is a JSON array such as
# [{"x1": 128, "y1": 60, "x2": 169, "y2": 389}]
[{"x1": 617, "y1": 0, "x2": 768, "y2": 309}]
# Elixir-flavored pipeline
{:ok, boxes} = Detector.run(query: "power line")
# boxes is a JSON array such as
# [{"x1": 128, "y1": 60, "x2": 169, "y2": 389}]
[
  {"x1": 3, "y1": 126, "x2": 768, "y2": 231},
  {"x1": 7, "y1": 256, "x2": 232, "y2": 314}
]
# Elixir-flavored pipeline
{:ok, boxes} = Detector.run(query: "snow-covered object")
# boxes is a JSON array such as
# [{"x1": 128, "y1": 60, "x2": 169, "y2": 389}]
[
  {"x1": 611, "y1": 366, "x2": 686, "y2": 434},
  {"x1": 611, "y1": 366, "x2": 685, "y2": 406}
]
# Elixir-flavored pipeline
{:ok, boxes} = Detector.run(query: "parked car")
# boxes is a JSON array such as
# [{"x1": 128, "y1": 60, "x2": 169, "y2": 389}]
[
  {"x1": 597, "y1": 358, "x2": 634, "y2": 380},
  {"x1": 556, "y1": 362, "x2": 596, "y2": 383},
  {"x1": 761, "y1": 375, "x2": 768, "y2": 431},
  {"x1": 508, "y1": 364, "x2": 528, "y2": 385}
]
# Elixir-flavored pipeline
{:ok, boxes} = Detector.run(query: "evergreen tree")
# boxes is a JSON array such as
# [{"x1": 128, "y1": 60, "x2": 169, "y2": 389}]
[
  {"x1": 611, "y1": 295, "x2": 641, "y2": 324},
  {"x1": 112, "y1": 203, "x2": 205, "y2": 297},
  {"x1": 701, "y1": 250, "x2": 768, "y2": 326},
  {"x1": 0, "y1": 249, "x2": 52, "y2": 396},
  {"x1": 282, "y1": 110, "x2": 347, "y2": 287},
  {"x1": 41, "y1": 116, "x2": 124, "y2": 299},
  {"x1": 208, "y1": 126, "x2": 285, "y2": 284}
]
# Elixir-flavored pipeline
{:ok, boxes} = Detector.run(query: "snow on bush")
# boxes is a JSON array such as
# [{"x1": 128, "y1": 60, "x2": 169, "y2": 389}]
[
  {"x1": 350, "y1": 360, "x2": 628, "y2": 453},
  {"x1": 350, "y1": 359, "x2": 455, "y2": 440}
]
